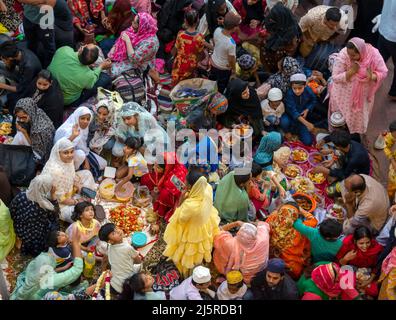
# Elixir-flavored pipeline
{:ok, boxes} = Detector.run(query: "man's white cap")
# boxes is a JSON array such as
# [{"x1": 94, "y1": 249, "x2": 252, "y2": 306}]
[{"x1": 192, "y1": 266, "x2": 211, "y2": 284}]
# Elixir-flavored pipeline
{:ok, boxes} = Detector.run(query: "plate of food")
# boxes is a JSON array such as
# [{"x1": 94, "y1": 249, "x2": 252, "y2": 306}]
[
  {"x1": 306, "y1": 168, "x2": 326, "y2": 185},
  {"x1": 326, "y1": 204, "x2": 346, "y2": 222},
  {"x1": 308, "y1": 152, "x2": 325, "y2": 166},
  {"x1": 291, "y1": 148, "x2": 309, "y2": 163},
  {"x1": 290, "y1": 177, "x2": 315, "y2": 194},
  {"x1": 284, "y1": 164, "x2": 303, "y2": 179},
  {"x1": 292, "y1": 192, "x2": 317, "y2": 213},
  {"x1": 109, "y1": 204, "x2": 145, "y2": 235}
]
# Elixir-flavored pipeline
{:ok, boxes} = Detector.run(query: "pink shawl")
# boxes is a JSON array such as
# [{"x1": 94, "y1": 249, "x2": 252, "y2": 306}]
[
  {"x1": 382, "y1": 247, "x2": 396, "y2": 276},
  {"x1": 213, "y1": 222, "x2": 270, "y2": 284},
  {"x1": 346, "y1": 37, "x2": 387, "y2": 111},
  {"x1": 108, "y1": 12, "x2": 158, "y2": 62}
]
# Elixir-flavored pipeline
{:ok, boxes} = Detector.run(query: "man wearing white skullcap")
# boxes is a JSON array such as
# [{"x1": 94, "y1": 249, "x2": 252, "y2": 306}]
[{"x1": 170, "y1": 266, "x2": 214, "y2": 300}]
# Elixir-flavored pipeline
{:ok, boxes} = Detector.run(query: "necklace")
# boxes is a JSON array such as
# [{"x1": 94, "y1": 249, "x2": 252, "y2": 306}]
[{"x1": 92, "y1": 270, "x2": 111, "y2": 300}]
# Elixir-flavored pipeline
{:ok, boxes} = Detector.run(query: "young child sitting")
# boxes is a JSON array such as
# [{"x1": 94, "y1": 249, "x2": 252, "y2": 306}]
[
  {"x1": 66, "y1": 201, "x2": 102, "y2": 258},
  {"x1": 384, "y1": 120, "x2": 396, "y2": 199},
  {"x1": 47, "y1": 231, "x2": 73, "y2": 272},
  {"x1": 98, "y1": 223, "x2": 142, "y2": 294},
  {"x1": 307, "y1": 70, "x2": 327, "y2": 96},
  {"x1": 280, "y1": 73, "x2": 318, "y2": 145},
  {"x1": 217, "y1": 270, "x2": 248, "y2": 300},
  {"x1": 246, "y1": 162, "x2": 271, "y2": 219},
  {"x1": 115, "y1": 137, "x2": 149, "y2": 192},
  {"x1": 261, "y1": 87, "x2": 285, "y2": 132}
]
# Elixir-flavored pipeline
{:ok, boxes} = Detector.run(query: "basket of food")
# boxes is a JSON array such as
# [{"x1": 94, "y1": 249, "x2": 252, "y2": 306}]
[
  {"x1": 308, "y1": 152, "x2": 325, "y2": 167},
  {"x1": 109, "y1": 204, "x2": 145, "y2": 235},
  {"x1": 115, "y1": 181, "x2": 135, "y2": 202},
  {"x1": 326, "y1": 204, "x2": 346, "y2": 222},
  {"x1": 306, "y1": 168, "x2": 326, "y2": 185},
  {"x1": 99, "y1": 178, "x2": 116, "y2": 200},
  {"x1": 284, "y1": 164, "x2": 303, "y2": 179},
  {"x1": 290, "y1": 177, "x2": 315, "y2": 194},
  {"x1": 290, "y1": 148, "x2": 309, "y2": 164},
  {"x1": 292, "y1": 192, "x2": 317, "y2": 213}
]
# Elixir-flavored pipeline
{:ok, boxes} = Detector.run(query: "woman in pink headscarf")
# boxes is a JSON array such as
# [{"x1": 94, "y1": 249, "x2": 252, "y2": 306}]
[
  {"x1": 213, "y1": 221, "x2": 270, "y2": 285},
  {"x1": 108, "y1": 12, "x2": 159, "y2": 77},
  {"x1": 328, "y1": 37, "x2": 388, "y2": 134}
]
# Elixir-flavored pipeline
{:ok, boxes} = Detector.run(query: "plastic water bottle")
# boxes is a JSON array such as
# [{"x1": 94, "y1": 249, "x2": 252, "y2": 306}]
[{"x1": 83, "y1": 252, "x2": 96, "y2": 279}]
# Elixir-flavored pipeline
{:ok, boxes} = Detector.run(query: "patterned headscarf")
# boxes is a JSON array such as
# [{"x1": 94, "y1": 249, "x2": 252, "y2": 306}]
[
  {"x1": 267, "y1": 56, "x2": 302, "y2": 94},
  {"x1": 15, "y1": 98, "x2": 55, "y2": 162},
  {"x1": 108, "y1": 12, "x2": 158, "y2": 62},
  {"x1": 267, "y1": 204, "x2": 300, "y2": 250}
]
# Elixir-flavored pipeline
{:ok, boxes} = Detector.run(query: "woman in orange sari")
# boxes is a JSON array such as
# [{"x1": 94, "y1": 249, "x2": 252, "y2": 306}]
[
  {"x1": 171, "y1": 9, "x2": 206, "y2": 86},
  {"x1": 266, "y1": 202, "x2": 318, "y2": 279}
]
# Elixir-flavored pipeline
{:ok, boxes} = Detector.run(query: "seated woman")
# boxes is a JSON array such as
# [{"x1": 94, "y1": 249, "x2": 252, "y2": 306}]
[
  {"x1": 9, "y1": 175, "x2": 59, "y2": 257},
  {"x1": 118, "y1": 272, "x2": 166, "y2": 300},
  {"x1": 88, "y1": 99, "x2": 116, "y2": 155},
  {"x1": 115, "y1": 136, "x2": 149, "y2": 191},
  {"x1": 66, "y1": 201, "x2": 101, "y2": 258},
  {"x1": 378, "y1": 247, "x2": 396, "y2": 300},
  {"x1": 42, "y1": 138, "x2": 96, "y2": 223},
  {"x1": 232, "y1": 0, "x2": 266, "y2": 44},
  {"x1": 67, "y1": 0, "x2": 107, "y2": 44},
  {"x1": 163, "y1": 170, "x2": 220, "y2": 277},
  {"x1": 213, "y1": 220, "x2": 270, "y2": 285},
  {"x1": 55, "y1": 106, "x2": 107, "y2": 180},
  {"x1": 113, "y1": 102, "x2": 169, "y2": 164},
  {"x1": 10, "y1": 231, "x2": 84, "y2": 300},
  {"x1": 21, "y1": 70, "x2": 64, "y2": 129},
  {"x1": 253, "y1": 131, "x2": 282, "y2": 170},
  {"x1": 153, "y1": 152, "x2": 188, "y2": 223},
  {"x1": 299, "y1": 262, "x2": 360, "y2": 300},
  {"x1": 12, "y1": 98, "x2": 55, "y2": 165},
  {"x1": 336, "y1": 226, "x2": 383, "y2": 298},
  {"x1": 0, "y1": 199, "x2": 16, "y2": 262},
  {"x1": 214, "y1": 168, "x2": 251, "y2": 223},
  {"x1": 266, "y1": 202, "x2": 318, "y2": 280},
  {"x1": 108, "y1": 12, "x2": 159, "y2": 79},
  {"x1": 222, "y1": 78, "x2": 265, "y2": 137}
]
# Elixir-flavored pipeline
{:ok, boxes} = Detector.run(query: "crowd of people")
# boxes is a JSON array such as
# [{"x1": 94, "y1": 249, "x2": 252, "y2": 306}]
[{"x1": 0, "y1": 0, "x2": 396, "y2": 301}]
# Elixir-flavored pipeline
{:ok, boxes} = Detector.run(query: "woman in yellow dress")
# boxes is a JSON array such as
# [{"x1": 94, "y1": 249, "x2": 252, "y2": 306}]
[{"x1": 163, "y1": 170, "x2": 220, "y2": 277}]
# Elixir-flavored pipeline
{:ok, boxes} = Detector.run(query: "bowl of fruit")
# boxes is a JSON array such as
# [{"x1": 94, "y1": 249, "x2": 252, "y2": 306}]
[
  {"x1": 306, "y1": 168, "x2": 326, "y2": 185},
  {"x1": 292, "y1": 192, "x2": 317, "y2": 213},
  {"x1": 291, "y1": 148, "x2": 309, "y2": 164},
  {"x1": 284, "y1": 164, "x2": 303, "y2": 179},
  {"x1": 308, "y1": 152, "x2": 325, "y2": 167}
]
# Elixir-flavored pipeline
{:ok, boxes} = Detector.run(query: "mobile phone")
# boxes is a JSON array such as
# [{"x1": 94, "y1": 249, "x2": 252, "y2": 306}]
[
  {"x1": 170, "y1": 175, "x2": 186, "y2": 192},
  {"x1": 81, "y1": 187, "x2": 97, "y2": 199}
]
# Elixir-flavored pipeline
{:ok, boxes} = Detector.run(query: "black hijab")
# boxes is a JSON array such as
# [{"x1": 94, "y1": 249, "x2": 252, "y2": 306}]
[
  {"x1": 206, "y1": 0, "x2": 227, "y2": 36},
  {"x1": 242, "y1": 0, "x2": 265, "y2": 23},
  {"x1": 225, "y1": 78, "x2": 262, "y2": 118},
  {"x1": 264, "y1": 2, "x2": 300, "y2": 51}
]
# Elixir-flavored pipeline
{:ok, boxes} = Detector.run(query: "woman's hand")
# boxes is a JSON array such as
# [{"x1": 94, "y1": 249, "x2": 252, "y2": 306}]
[
  {"x1": 71, "y1": 123, "x2": 80, "y2": 139},
  {"x1": 16, "y1": 123, "x2": 28, "y2": 136},
  {"x1": 343, "y1": 249, "x2": 357, "y2": 262},
  {"x1": 50, "y1": 185, "x2": 57, "y2": 201},
  {"x1": 249, "y1": 19, "x2": 260, "y2": 29},
  {"x1": 121, "y1": 33, "x2": 131, "y2": 44}
]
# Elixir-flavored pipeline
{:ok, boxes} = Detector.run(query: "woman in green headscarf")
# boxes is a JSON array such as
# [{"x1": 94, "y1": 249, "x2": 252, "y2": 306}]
[
  {"x1": 253, "y1": 131, "x2": 282, "y2": 171},
  {"x1": 0, "y1": 199, "x2": 15, "y2": 262},
  {"x1": 214, "y1": 168, "x2": 251, "y2": 223}
]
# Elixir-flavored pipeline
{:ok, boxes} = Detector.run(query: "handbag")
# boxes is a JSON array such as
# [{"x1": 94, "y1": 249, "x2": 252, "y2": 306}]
[
  {"x1": 148, "y1": 256, "x2": 181, "y2": 292},
  {"x1": 0, "y1": 144, "x2": 36, "y2": 186},
  {"x1": 112, "y1": 69, "x2": 146, "y2": 104}
]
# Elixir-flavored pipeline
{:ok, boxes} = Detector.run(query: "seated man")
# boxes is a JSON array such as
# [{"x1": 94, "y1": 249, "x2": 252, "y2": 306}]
[
  {"x1": 0, "y1": 40, "x2": 42, "y2": 113},
  {"x1": 48, "y1": 45, "x2": 112, "y2": 109},
  {"x1": 170, "y1": 266, "x2": 215, "y2": 300},
  {"x1": 248, "y1": 258, "x2": 299, "y2": 300},
  {"x1": 313, "y1": 130, "x2": 370, "y2": 182},
  {"x1": 299, "y1": 6, "x2": 343, "y2": 57},
  {"x1": 341, "y1": 174, "x2": 390, "y2": 237}
]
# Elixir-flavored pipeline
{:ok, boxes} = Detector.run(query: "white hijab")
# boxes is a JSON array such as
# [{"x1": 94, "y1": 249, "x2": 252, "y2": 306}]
[
  {"x1": 54, "y1": 106, "x2": 92, "y2": 155},
  {"x1": 42, "y1": 138, "x2": 76, "y2": 201},
  {"x1": 26, "y1": 174, "x2": 55, "y2": 211}
]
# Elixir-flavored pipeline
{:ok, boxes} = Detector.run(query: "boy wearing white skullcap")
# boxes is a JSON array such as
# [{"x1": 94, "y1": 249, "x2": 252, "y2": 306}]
[
  {"x1": 261, "y1": 87, "x2": 285, "y2": 131},
  {"x1": 170, "y1": 266, "x2": 214, "y2": 300}
]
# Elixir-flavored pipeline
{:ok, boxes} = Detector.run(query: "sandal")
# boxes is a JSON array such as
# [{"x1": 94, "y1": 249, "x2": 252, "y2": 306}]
[{"x1": 95, "y1": 204, "x2": 106, "y2": 222}]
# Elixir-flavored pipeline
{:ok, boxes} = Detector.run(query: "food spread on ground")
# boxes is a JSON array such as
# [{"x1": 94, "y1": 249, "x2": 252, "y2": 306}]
[
  {"x1": 307, "y1": 170, "x2": 326, "y2": 184},
  {"x1": 109, "y1": 204, "x2": 145, "y2": 235},
  {"x1": 291, "y1": 148, "x2": 308, "y2": 163},
  {"x1": 327, "y1": 204, "x2": 345, "y2": 221},
  {"x1": 292, "y1": 193, "x2": 315, "y2": 212},
  {"x1": 284, "y1": 164, "x2": 302, "y2": 179},
  {"x1": 290, "y1": 177, "x2": 315, "y2": 193},
  {"x1": 308, "y1": 152, "x2": 324, "y2": 165}
]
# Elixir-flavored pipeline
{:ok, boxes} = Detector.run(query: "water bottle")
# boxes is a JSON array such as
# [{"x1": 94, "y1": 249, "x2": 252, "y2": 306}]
[{"x1": 83, "y1": 252, "x2": 96, "y2": 279}]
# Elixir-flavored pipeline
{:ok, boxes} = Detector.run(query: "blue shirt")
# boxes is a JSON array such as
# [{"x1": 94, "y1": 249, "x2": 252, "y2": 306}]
[
  {"x1": 284, "y1": 86, "x2": 318, "y2": 120},
  {"x1": 379, "y1": 0, "x2": 396, "y2": 42}
]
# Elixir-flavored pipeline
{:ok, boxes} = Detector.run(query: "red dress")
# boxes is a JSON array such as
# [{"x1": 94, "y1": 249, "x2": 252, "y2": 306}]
[{"x1": 171, "y1": 30, "x2": 205, "y2": 86}]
